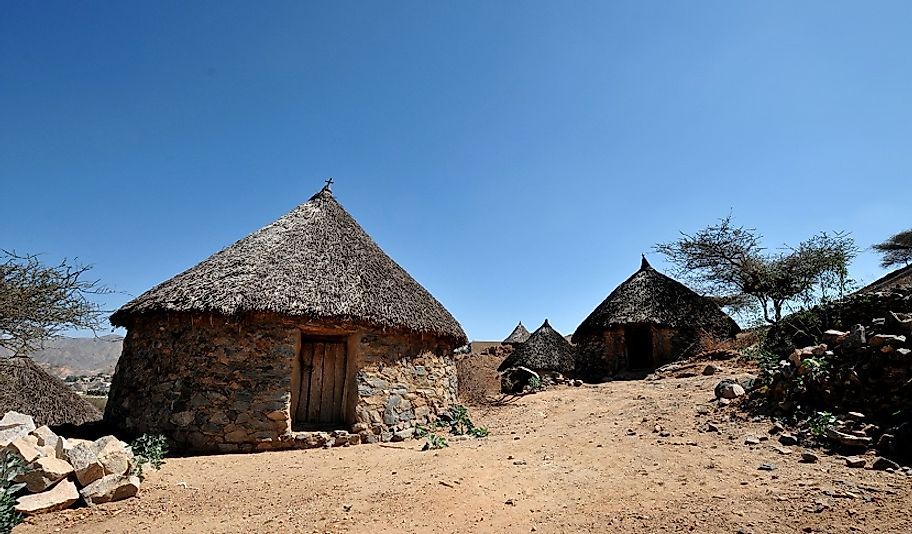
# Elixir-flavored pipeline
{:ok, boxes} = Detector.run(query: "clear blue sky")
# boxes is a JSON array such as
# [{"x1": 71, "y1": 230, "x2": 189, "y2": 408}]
[{"x1": 2, "y1": 2, "x2": 910, "y2": 341}]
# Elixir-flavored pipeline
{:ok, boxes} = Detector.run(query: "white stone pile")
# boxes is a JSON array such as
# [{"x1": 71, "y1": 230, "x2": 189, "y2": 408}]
[{"x1": 1, "y1": 411, "x2": 141, "y2": 515}]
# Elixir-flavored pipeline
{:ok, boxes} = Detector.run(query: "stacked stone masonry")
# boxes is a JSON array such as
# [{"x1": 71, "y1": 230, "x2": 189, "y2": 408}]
[{"x1": 106, "y1": 313, "x2": 458, "y2": 453}]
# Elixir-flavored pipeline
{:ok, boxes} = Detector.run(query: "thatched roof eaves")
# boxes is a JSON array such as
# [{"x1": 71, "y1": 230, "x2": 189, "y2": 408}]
[
  {"x1": 502, "y1": 322, "x2": 531, "y2": 344},
  {"x1": 497, "y1": 320, "x2": 576, "y2": 373},
  {"x1": 0, "y1": 357, "x2": 102, "y2": 427},
  {"x1": 572, "y1": 257, "x2": 740, "y2": 342},
  {"x1": 111, "y1": 187, "x2": 467, "y2": 344}
]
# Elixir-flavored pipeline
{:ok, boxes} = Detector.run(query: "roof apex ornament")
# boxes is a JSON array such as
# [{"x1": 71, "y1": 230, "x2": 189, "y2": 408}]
[
  {"x1": 641, "y1": 254, "x2": 651, "y2": 270},
  {"x1": 322, "y1": 177, "x2": 334, "y2": 192}
]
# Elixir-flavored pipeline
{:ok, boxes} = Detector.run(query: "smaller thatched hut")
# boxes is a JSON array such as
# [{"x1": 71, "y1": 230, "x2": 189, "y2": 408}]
[
  {"x1": 573, "y1": 257, "x2": 740, "y2": 378},
  {"x1": 502, "y1": 322, "x2": 531, "y2": 345},
  {"x1": 0, "y1": 357, "x2": 101, "y2": 427},
  {"x1": 497, "y1": 319, "x2": 576, "y2": 376}
]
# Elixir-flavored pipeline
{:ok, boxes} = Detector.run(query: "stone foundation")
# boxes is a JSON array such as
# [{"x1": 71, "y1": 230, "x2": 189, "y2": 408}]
[{"x1": 106, "y1": 313, "x2": 459, "y2": 453}]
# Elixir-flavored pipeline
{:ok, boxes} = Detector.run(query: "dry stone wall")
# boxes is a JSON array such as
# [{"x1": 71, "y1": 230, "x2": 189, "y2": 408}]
[
  {"x1": 106, "y1": 314, "x2": 295, "y2": 453},
  {"x1": 106, "y1": 314, "x2": 459, "y2": 453},
  {"x1": 354, "y1": 333, "x2": 458, "y2": 443}
]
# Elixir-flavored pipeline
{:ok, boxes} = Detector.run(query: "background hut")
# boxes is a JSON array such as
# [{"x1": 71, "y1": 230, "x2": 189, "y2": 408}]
[
  {"x1": 497, "y1": 319, "x2": 576, "y2": 378},
  {"x1": 502, "y1": 322, "x2": 531, "y2": 345},
  {"x1": 572, "y1": 257, "x2": 740, "y2": 378},
  {"x1": 0, "y1": 357, "x2": 101, "y2": 427},
  {"x1": 106, "y1": 185, "x2": 467, "y2": 452}
]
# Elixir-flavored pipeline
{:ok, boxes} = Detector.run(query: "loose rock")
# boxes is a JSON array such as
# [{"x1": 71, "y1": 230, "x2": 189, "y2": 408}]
[
  {"x1": 66, "y1": 442, "x2": 105, "y2": 486},
  {"x1": 94, "y1": 436, "x2": 132, "y2": 476},
  {"x1": 14, "y1": 478, "x2": 79, "y2": 515},
  {"x1": 800, "y1": 451, "x2": 819, "y2": 463},
  {"x1": 715, "y1": 380, "x2": 745, "y2": 400},
  {"x1": 17, "y1": 456, "x2": 75, "y2": 493},
  {"x1": 702, "y1": 364, "x2": 722, "y2": 376},
  {"x1": 80, "y1": 474, "x2": 142, "y2": 505},
  {"x1": 872, "y1": 457, "x2": 900, "y2": 471},
  {"x1": 825, "y1": 428, "x2": 872, "y2": 449},
  {"x1": 778, "y1": 434, "x2": 799, "y2": 446},
  {"x1": 5, "y1": 436, "x2": 40, "y2": 464},
  {"x1": 845, "y1": 456, "x2": 866, "y2": 468}
]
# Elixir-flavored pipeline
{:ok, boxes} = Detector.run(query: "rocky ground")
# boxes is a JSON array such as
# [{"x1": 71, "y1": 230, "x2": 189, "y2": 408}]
[{"x1": 17, "y1": 362, "x2": 912, "y2": 533}]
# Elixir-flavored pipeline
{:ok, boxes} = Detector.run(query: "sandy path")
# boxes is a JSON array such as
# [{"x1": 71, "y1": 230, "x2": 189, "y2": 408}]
[{"x1": 18, "y1": 368, "x2": 912, "y2": 533}]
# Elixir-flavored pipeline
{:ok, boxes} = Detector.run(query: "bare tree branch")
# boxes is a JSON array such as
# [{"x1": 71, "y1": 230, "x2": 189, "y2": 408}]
[
  {"x1": 0, "y1": 250, "x2": 111, "y2": 356},
  {"x1": 654, "y1": 218, "x2": 857, "y2": 324}
]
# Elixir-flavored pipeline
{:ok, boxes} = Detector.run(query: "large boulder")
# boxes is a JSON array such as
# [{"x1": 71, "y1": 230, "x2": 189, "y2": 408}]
[
  {"x1": 80, "y1": 474, "x2": 141, "y2": 505},
  {"x1": 31, "y1": 425, "x2": 63, "y2": 455},
  {"x1": 94, "y1": 436, "x2": 133, "y2": 476},
  {"x1": 14, "y1": 478, "x2": 80, "y2": 515},
  {"x1": 17, "y1": 456, "x2": 75, "y2": 493},
  {"x1": 4, "y1": 435, "x2": 41, "y2": 464},
  {"x1": 0, "y1": 411, "x2": 36, "y2": 446},
  {"x1": 65, "y1": 441, "x2": 105, "y2": 486}
]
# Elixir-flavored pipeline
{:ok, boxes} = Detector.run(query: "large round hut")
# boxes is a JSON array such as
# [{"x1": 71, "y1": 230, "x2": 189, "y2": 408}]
[
  {"x1": 106, "y1": 185, "x2": 467, "y2": 452},
  {"x1": 497, "y1": 319, "x2": 576, "y2": 376},
  {"x1": 0, "y1": 357, "x2": 101, "y2": 427},
  {"x1": 572, "y1": 256, "x2": 739, "y2": 378}
]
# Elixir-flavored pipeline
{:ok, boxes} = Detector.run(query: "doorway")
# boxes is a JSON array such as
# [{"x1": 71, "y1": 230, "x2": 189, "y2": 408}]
[
  {"x1": 625, "y1": 325, "x2": 653, "y2": 370},
  {"x1": 291, "y1": 337, "x2": 348, "y2": 429}
]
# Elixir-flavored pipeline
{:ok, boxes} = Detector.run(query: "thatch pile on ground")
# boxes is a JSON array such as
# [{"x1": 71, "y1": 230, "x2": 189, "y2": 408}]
[{"x1": 0, "y1": 357, "x2": 101, "y2": 427}]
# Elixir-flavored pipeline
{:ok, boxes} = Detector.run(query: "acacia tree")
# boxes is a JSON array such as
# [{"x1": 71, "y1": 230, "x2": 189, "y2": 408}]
[
  {"x1": 654, "y1": 216, "x2": 856, "y2": 324},
  {"x1": 0, "y1": 250, "x2": 109, "y2": 356},
  {"x1": 872, "y1": 228, "x2": 912, "y2": 268}
]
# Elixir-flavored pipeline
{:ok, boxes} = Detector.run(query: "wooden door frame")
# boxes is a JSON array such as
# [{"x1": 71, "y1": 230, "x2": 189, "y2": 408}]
[{"x1": 291, "y1": 331, "x2": 353, "y2": 430}]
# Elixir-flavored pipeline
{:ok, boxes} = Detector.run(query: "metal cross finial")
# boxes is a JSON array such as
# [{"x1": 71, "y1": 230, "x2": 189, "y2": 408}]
[{"x1": 323, "y1": 177, "x2": 334, "y2": 191}]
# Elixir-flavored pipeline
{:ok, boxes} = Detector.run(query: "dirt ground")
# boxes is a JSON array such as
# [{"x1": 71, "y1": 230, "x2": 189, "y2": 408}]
[{"x1": 19, "y1": 363, "x2": 912, "y2": 533}]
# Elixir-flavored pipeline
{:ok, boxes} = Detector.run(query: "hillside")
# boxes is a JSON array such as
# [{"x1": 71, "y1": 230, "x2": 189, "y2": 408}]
[{"x1": 0, "y1": 335, "x2": 123, "y2": 377}]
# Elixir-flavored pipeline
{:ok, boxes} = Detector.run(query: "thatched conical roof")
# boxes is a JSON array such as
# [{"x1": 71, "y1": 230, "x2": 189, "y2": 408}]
[
  {"x1": 572, "y1": 256, "x2": 740, "y2": 342},
  {"x1": 110, "y1": 186, "x2": 467, "y2": 344},
  {"x1": 502, "y1": 322, "x2": 531, "y2": 345},
  {"x1": 0, "y1": 357, "x2": 102, "y2": 427},
  {"x1": 857, "y1": 264, "x2": 912, "y2": 294},
  {"x1": 497, "y1": 320, "x2": 576, "y2": 373}
]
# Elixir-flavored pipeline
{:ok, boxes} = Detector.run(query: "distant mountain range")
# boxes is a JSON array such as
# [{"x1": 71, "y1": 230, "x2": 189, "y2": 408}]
[{"x1": 0, "y1": 335, "x2": 123, "y2": 377}]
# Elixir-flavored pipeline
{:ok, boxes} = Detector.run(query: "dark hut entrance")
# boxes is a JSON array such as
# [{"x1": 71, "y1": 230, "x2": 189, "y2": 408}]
[
  {"x1": 625, "y1": 325, "x2": 653, "y2": 370},
  {"x1": 291, "y1": 336, "x2": 349, "y2": 429}
]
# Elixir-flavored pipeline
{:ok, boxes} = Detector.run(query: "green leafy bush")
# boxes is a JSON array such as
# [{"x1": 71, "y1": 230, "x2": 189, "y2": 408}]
[
  {"x1": 415, "y1": 425, "x2": 448, "y2": 450},
  {"x1": 447, "y1": 405, "x2": 490, "y2": 438},
  {"x1": 809, "y1": 411, "x2": 838, "y2": 437},
  {"x1": 0, "y1": 450, "x2": 27, "y2": 534},
  {"x1": 130, "y1": 434, "x2": 168, "y2": 482}
]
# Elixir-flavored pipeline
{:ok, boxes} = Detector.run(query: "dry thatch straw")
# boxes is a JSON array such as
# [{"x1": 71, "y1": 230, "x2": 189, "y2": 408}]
[
  {"x1": 111, "y1": 186, "x2": 466, "y2": 344},
  {"x1": 497, "y1": 319, "x2": 576, "y2": 373},
  {"x1": 0, "y1": 356, "x2": 101, "y2": 427},
  {"x1": 502, "y1": 321, "x2": 531, "y2": 345},
  {"x1": 572, "y1": 256, "x2": 739, "y2": 343},
  {"x1": 857, "y1": 264, "x2": 912, "y2": 294}
]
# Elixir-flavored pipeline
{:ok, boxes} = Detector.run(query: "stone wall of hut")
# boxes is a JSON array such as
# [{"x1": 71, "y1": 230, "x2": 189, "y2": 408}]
[
  {"x1": 106, "y1": 314, "x2": 458, "y2": 453},
  {"x1": 354, "y1": 334, "x2": 458, "y2": 443},
  {"x1": 574, "y1": 324, "x2": 695, "y2": 379}
]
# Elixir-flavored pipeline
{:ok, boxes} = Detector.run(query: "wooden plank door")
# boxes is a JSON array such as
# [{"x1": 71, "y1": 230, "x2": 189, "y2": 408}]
[{"x1": 293, "y1": 338, "x2": 347, "y2": 427}]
